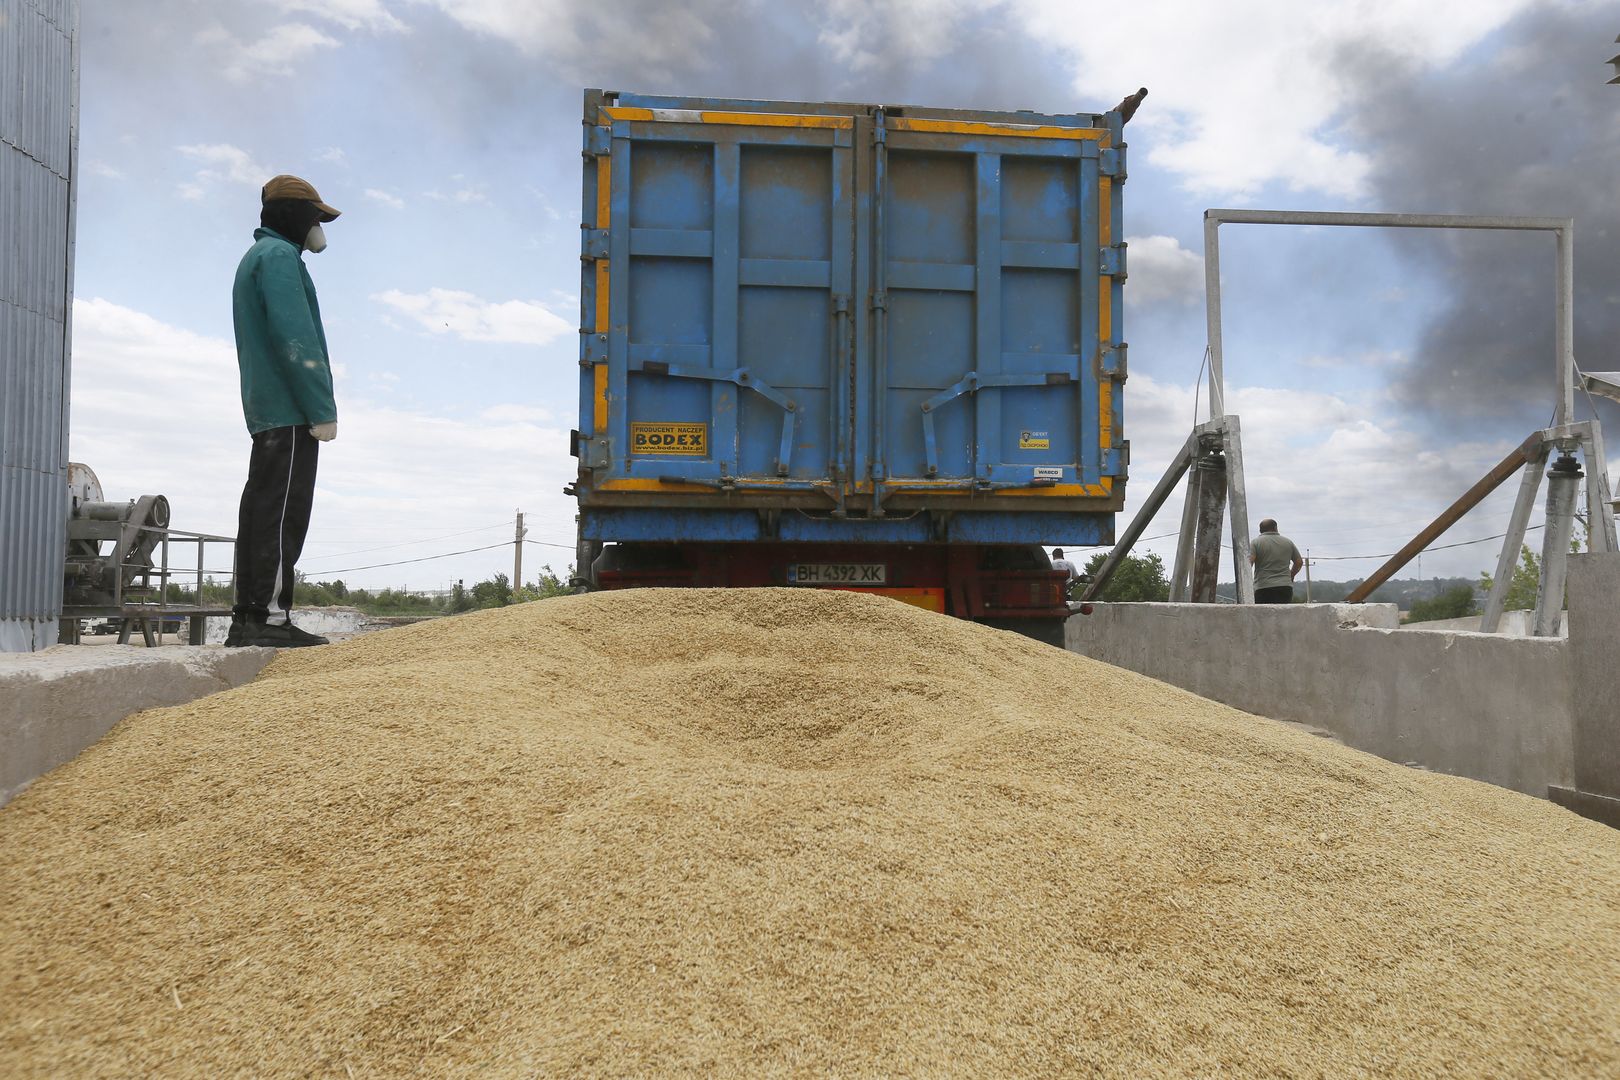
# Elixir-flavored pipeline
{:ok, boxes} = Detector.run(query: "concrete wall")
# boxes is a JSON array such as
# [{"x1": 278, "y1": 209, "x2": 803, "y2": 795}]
[
  {"x1": 1066, "y1": 601, "x2": 1574, "y2": 798},
  {"x1": 1407, "y1": 609, "x2": 1560, "y2": 637},
  {"x1": 1555, "y1": 554, "x2": 1620, "y2": 824},
  {"x1": 1, "y1": 646, "x2": 274, "y2": 806}
]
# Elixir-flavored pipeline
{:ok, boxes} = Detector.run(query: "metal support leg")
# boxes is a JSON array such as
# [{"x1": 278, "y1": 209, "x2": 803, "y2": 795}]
[
  {"x1": 1191, "y1": 452, "x2": 1228, "y2": 603},
  {"x1": 189, "y1": 614, "x2": 206, "y2": 646},
  {"x1": 1222, "y1": 417, "x2": 1255, "y2": 603},
  {"x1": 1580, "y1": 426, "x2": 1617, "y2": 553},
  {"x1": 1535, "y1": 451, "x2": 1582, "y2": 637},
  {"x1": 1082, "y1": 431, "x2": 1197, "y2": 602},
  {"x1": 1482, "y1": 443, "x2": 1550, "y2": 633},
  {"x1": 1170, "y1": 462, "x2": 1202, "y2": 602}
]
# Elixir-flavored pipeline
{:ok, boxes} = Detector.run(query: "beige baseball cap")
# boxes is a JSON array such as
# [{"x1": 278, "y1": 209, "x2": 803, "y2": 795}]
[{"x1": 261, "y1": 174, "x2": 341, "y2": 221}]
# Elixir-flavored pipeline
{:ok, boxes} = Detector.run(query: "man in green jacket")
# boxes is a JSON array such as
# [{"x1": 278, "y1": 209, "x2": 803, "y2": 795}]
[{"x1": 226, "y1": 174, "x2": 341, "y2": 648}]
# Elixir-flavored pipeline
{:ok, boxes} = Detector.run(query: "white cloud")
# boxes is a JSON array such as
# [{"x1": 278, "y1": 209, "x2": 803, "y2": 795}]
[
  {"x1": 1299, "y1": 349, "x2": 1408, "y2": 371},
  {"x1": 364, "y1": 188, "x2": 407, "y2": 210},
  {"x1": 481, "y1": 403, "x2": 555, "y2": 424},
  {"x1": 412, "y1": 0, "x2": 727, "y2": 78},
  {"x1": 808, "y1": 0, "x2": 1538, "y2": 199},
  {"x1": 1123, "y1": 234, "x2": 1202, "y2": 306},
  {"x1": 84, "y1": 160, "x2": 124, "y2": 180},
  {"x1": 177, "y1": 142, "x2": 270, "y2": 189},
  {"x1": 275, "y1": 0, "x2": 407, "y2": 32},
  {"x1": 316, "y1": 147, "x2": 348, "y2": 165},
  {"x1": 68, "y1": 298, "x2": 577, "y2": 589},
  {"x1": 1020, "y1": 0, "x2": 1539, "y2": 198},
  {"x1": 423, "y1": 180, "x2": 489, "y2": 205},
  {"x1": 372, "y1": 288, "x2": 573, "y2": 346},
  {"x1": 818, "y1": 0, "x2": 980, "y2": 71},
  {"x1": 196, "y1": 22, "x2": 339, "y2": 82}
]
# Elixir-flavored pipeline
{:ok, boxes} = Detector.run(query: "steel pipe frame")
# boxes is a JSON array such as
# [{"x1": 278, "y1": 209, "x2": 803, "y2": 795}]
[
  {"x1": 1083, "y1": 415, "x2": 1253, "y2": 604},
  {"x1": 1204, "y1": 209, "x2": 1592, "y2": 626},
  {"x1": 1091, "y1": 210, "x2": 1583, "y2": 610},
  {"x1": 1204, "y1": 209, "x2": 1576, "y2": 429}
]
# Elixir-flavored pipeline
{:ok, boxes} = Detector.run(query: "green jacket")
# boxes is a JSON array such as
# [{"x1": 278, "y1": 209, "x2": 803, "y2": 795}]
[{"x1": 231, "y1": 228, "x2": 337, "y2": 434}]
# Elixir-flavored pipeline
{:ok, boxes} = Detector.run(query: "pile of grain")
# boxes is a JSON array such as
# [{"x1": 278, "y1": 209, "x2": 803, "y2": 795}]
[{"x1": 3, "y1": 588, "x2": 1619, "y2": 1077}]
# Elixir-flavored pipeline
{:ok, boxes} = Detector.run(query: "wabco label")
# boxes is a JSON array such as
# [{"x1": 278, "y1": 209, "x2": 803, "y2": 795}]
[
  {"x1": 1033, "y1": 466, "x2": 1064, "y2": 480},
  {"x1": 630, "y1": 422, "x2": 707, "y2": 455},
  {"x1": 788, "y1": 563, "x2": 887, "y2": 585},
  {"x1": 1019, "y1": 429, "x2": 1050, "y2": 449}
]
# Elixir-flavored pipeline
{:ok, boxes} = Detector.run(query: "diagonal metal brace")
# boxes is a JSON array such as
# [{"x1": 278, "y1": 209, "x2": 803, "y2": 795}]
[
  {"x1": 919, "y1": 368, "x2": 1075, "y2": 476},
  {"x1": 637, "y1": 359, "x2": 799, "y2": 476}
]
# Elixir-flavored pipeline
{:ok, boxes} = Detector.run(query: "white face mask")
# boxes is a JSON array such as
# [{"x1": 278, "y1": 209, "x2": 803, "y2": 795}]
[{"x1": 303, "y1": 223, "x2": 328, "y2": 253}]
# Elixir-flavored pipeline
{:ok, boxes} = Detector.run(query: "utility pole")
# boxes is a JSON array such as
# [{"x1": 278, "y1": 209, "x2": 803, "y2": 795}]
[
  {"x1": 1304, "y1": 550, "x2": 1312, "y2": 602},
  {"x1": 513, "y1": 510, "x2": 526, "y2": 590}
]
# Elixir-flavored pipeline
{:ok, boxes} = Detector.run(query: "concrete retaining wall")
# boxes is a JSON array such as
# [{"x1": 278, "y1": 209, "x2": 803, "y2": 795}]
[
  {"x1": 1555, "y1": 554, "x2": 1620, "y2": 824},
  {"x1": 1066, "y1": 601, "x2": 1575, "y2": 798},
  {"x1": 1, "y1": 646, "x2": 275, "y2": 806}
]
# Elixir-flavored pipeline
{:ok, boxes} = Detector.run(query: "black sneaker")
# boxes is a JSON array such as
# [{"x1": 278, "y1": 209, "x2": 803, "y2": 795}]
[
  {"x1": 225, "y1": 617, "x2": 260, "y2": 647},
  {"x1": 238, "y1": 621, "x2": 328, "y2": 649}
]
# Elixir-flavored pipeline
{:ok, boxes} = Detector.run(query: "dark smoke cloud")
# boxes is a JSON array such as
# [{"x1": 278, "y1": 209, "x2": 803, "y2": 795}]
[
  {"x1": 1342, "y1": 3, "x2": 1620, "y2": 433},
  {"x1": 82, "y1": 1, "x2": 1091, "y2": 140}
]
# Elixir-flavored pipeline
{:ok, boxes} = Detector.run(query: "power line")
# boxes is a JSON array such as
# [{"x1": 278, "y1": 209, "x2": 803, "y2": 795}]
[
  {"x1": 303, "y1": 541, "x2": 513, "y2": 576},
  {"x1": 1308, "y1": 523, "x2": 1545, "y2": 562},
  {"x1": 301, "y1": 520, "x2": 515, "y2": 562}
]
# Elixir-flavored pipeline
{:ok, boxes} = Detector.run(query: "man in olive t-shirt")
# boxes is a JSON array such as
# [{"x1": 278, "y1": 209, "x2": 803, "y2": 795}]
[{"x1": 1250, "y1": 519, "x2": 1303, "y2": 604}]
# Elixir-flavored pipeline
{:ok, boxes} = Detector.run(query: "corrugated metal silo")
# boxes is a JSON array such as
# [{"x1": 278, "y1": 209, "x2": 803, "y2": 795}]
[{"x1": 0, "y1": 0, "x2": 78, "y2": 651}]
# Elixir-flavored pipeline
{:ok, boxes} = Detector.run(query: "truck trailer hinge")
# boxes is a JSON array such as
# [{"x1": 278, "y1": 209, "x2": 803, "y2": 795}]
[
  {"x1": 581, "y1": 228, "x2": 610, "y2": 260},
  {"x1": 1103, "y1": 443, "x2": 1128, "y2": 479},
  {"x1": 584, "y1": 125, "x2": 612, "y2": 157},
  {"x1": 580, "y1": 332, "x2": 608, "y2": 363},
  {"x1": 870, "y1": 291, "x2": 888, "y2": 311},
  {"x1": 1099, "y1": 243, "x2": 1127, "y2": 278},
  {"x1": 1100, "y1": 342, "x2": 1128, "y2": 378},
  {"x1": 1099, "y1": 146, "x2": 1126, "y2": 179}
]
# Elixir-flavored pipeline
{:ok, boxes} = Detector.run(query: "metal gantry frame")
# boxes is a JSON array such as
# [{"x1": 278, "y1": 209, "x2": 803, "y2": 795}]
[{"x1": 1083, "y1": 209, "x2": 1615, "y2": 634}]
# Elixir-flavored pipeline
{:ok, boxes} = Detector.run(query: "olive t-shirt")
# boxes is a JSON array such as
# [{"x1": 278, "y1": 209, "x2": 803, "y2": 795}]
[{"x1": 1252, "y1": 533, "x2": 1300, "y2": 591}]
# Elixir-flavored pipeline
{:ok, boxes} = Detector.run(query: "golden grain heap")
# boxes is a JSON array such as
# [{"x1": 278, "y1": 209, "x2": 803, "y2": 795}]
[{"x1": 3, "y1": 588, "x2": 1619, "y2": 1077}]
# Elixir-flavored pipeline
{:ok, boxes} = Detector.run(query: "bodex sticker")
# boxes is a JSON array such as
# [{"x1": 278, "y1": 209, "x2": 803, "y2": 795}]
[
  {"x1": 631, "y1": 422, "x2": 708, "y2": 455},
  {"x1": 1019, "y1": 429, "x2": 1050, "y2": 449}
]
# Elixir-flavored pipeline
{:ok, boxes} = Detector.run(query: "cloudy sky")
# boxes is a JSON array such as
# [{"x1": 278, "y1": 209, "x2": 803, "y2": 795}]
[{"x1": 68, "y1": 0, "x2": 1619, "y2": 590}]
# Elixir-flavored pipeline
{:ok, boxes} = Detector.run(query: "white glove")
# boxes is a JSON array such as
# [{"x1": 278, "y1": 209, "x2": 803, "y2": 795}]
[{"x1": 311, "y1": 422, "x2": 337, "y2": 442}]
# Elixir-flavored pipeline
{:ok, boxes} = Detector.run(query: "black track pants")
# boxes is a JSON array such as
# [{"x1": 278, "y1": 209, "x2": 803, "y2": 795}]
[{"x1": 233, "y1": 425, "x2": 319, "y2": 624}]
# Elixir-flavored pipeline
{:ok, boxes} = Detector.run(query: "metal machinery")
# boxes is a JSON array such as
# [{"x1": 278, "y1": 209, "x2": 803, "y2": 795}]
[
  {"x1": 59, "y1": 464, "x2": 234, "y2": 645},
  {"x1": 1086, "y1": 209, "x2": 1616, "y2": 636},
  {"x1": 571, "y1": 90, "x2": 1133, "y2": 643}
]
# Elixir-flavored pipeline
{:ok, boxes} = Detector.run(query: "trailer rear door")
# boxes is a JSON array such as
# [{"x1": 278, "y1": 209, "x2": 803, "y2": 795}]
[
  {"x1": 583, "y1": 104, "x2": 855, "y2": 492},
  {"x1": 865, "y1": 113, "x2": 1122, "y2": 504}
]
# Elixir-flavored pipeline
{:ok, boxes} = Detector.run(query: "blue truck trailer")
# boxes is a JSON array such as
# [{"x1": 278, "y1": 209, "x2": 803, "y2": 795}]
[{"x1": 571, "y1": 90, "x2": 1129, "y2": 643}]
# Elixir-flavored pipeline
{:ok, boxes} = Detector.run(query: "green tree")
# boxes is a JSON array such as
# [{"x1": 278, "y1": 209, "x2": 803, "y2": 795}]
[
  {"x1": 470, "y1": 572, "x2": 513, "y2": 609},
  {"x1": 1405, "y1": 585, "x2": 1478, "y2": 624},
  {"x1": 1081, "y1": 551, "x2": 1171, "y2": 602},
  {"x1": 512, "y1": 565, "x2": 576, "y2": 603},
  {"x1": 1479, "y1": 546, "x2": 1540, "y2": 612}
]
